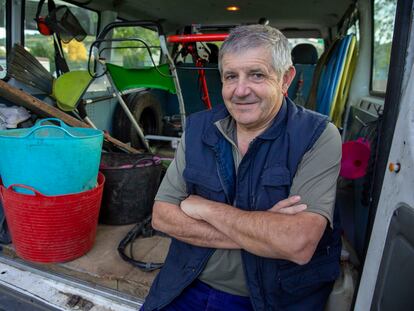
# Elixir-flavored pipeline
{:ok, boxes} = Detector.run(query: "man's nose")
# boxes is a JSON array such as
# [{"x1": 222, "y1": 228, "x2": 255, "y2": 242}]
[{"x1": 233, "y1": 78, "x2": 251, "y2": 97}]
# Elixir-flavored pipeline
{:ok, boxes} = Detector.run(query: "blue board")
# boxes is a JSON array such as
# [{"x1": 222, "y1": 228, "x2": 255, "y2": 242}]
[{"x1": 316, "y1": 35, "x2": 353, "y2": 116}]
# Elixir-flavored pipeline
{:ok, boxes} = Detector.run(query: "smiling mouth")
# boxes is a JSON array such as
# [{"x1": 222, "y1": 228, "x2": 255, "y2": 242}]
[{"x1": 234, "y1": 102, "x2": 257, "y2": 105}]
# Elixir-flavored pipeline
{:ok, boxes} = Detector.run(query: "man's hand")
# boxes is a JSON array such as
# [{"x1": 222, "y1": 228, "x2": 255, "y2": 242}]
[
  {"x1": 269, "y1": 196, "x2": 307, "y2": 214},
  {"x1": 152, "y1": 201, "x2": 240, "y2": 249},
  {"x1": 180, "y1": 195, "x2": 210, "y2": 220}
]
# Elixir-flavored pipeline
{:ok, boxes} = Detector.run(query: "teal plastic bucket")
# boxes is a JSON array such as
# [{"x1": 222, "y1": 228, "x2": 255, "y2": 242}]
[{"x1": 0, "y1": 118, "x2": 103, "y2": 195}]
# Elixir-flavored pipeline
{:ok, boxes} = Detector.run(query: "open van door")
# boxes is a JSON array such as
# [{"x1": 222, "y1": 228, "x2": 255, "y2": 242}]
[{"x1": 354, "y1": 0, "x2": 414, "y2": 309}]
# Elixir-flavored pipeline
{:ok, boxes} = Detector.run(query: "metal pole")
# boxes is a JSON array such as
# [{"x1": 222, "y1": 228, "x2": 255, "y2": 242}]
[
  {"x1": 159, "y1": 34, "x2": 186, "y2": 129},
  {"x1": 106, "y1": 73, "x2": 150, "y2": 152}
]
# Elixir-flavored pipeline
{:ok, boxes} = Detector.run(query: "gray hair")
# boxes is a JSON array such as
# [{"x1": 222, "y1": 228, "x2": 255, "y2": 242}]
[{"x1": 218, "y1": 25, "x2": 292, "y2": 78}]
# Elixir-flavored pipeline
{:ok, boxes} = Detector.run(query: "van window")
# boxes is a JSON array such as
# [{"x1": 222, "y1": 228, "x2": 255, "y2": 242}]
[
  {"x1": 110, "y1": 26, "x2": 161, "y2": 68},
  {"x1": 0, "y1": 0, "x2": 6, "y2": 79},
  {"x1": 24, "y1": 0, "x2": 98, "y2": 74},
  {"x1": 372, "y1": 0, "x2": 397, "y2": 93}
]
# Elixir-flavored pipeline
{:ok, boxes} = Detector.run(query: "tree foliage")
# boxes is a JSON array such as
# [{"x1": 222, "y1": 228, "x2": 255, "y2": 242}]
[
  {"x1": 373, "y1": 0, "x2": 397, "y2": 91},
  {"x1": 24, "y1": 25, "x2": 162, "y2": 74},
  {"x1": 111, "y1": 26, "x2": 161, "y2": 68}
]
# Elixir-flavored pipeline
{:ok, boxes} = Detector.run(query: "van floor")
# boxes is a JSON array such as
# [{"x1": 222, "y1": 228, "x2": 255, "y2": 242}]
[{"x1": 2, "y1": 224, "x2": 171, "y2": 300}]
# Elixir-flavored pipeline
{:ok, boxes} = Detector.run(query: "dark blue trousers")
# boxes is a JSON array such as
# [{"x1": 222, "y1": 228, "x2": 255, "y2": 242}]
[
  {"x1": 155, "y1": 280, "x2": 254, "y2": 311},
  {"x1": 143, "y1": 279, "x2": 333, "y2": 311}
]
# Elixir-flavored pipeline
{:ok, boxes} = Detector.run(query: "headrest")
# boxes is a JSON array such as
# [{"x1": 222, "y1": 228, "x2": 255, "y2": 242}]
[{"x1": 291, "y1": 43, "x2": 318, "y2": 64}]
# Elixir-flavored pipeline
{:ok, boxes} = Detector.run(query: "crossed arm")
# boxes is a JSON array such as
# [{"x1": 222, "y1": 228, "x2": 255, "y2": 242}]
[
  {"x1": 152, "y1": 195, "x2": 327, "y2": 265},
  {"x1": 152, "y1": 124, "x2": 339, "y2": 265}
]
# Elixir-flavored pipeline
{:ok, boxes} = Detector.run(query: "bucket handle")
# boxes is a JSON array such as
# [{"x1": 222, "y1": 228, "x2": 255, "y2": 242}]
[
  {"x1": 35, "y1": 118, "x2": 69, "y2": 128},
  {"x1": 21, "y1": 124, "x2": 77, "y2": 139},
  {"x1": 132, "y1": 157, "x2": 160, "y2": 168},
  {"x1": 7, "y1": 184, "x2": 45, "y2": 196}
]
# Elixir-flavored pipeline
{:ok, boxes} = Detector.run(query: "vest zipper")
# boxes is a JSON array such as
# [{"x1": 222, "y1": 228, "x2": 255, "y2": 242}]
[
  {"x1": 249, "y1": 150, "x2": 256, "y2": 211},
  {"x1": 216, "y1": 164, "x2": 231, "y2": 204},
  {"x1": 248, "y1": 139, "x2": 261, "y2": 211},
  {"x1": 248, "y1": 141, "x2": 268, "y2": 310},
  {"x1": 214, "y1": 146, "x2": 232, "y2": 204}
]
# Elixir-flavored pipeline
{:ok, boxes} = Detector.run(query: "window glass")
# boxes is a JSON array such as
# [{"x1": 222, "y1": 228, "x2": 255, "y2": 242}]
[
  {"x1": 61, "y1": 5, "x2": 98, "y2": 71},
  {"x1": 288, "y1": 38, "x2": 325, "y2": 58},
  {"x1": 109, "y1": 26, "x2": 161, "y2": 68},
  {"x1": 24, "y1": 0, "x2": 98, "y2": 74},
  {"x1": 174, "y1": 41, "x2": 221, "y2": 64},
  {"x1": 0, "y1": 0, "x2": 6, "y2": 79},
  {"x1": 372, "y1": 0, "x2": 397, "y2": 93}
]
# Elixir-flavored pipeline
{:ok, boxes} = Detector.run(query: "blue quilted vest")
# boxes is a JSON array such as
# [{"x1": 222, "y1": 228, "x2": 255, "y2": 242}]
[{"x1": 143, "y1": 98, "x2": 341, "y2": 311}]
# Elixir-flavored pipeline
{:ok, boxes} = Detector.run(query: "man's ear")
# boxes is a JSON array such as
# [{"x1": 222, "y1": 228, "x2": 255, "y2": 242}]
[{"x1": 283, "y1": 66, "x2": 296, "y2": 90}]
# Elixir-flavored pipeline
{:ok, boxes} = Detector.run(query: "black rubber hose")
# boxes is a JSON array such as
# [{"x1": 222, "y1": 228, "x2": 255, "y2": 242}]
[{"x1": 117, "y1": 215, "x2": 164, "y2": 272}]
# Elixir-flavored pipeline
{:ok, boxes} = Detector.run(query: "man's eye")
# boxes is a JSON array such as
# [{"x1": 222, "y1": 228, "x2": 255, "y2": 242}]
[
  {"x1": 251, "y1": 73, "x2": 265, "y2": 80},
  {"x1": 224, "y1": 75, "x2": 236, "y2": 81}
]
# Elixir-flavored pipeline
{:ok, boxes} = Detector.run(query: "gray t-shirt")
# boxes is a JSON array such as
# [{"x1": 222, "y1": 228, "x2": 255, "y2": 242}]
[{"x1": 155, "y1": 117, "x2": 341, "y2": 296}]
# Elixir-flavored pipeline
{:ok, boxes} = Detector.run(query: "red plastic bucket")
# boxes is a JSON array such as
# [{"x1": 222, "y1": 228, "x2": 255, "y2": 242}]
[{"x1": 0, "y1": 173, "x2": 105, "y2": 263}]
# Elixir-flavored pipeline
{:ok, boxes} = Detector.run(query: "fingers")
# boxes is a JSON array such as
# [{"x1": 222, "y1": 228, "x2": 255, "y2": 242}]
[
  {"x1": 271, "y1": 195, "x2": 301, "y2": 211},
  {"x1": 274, "y1": 204, "x2": 307, "y2": 215},
  {"x1": 268, "y1": 196, "x2": 307, "y2": 215}
]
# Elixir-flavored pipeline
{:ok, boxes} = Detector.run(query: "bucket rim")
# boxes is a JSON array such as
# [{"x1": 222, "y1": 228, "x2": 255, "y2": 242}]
[
  {"x1": 0, "y1": 118, "x2": 103, "y2": 139},
  {"x1": 0, "y1": 172, "x2": 105, "y2": 198},
  {"x1": 0, "y1": 128, "x2": 103, "y2": 139}
]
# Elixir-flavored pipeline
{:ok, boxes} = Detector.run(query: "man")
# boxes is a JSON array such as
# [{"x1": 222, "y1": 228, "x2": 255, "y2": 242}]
[{"x1": 142, "y1": 25, "x2": 342, "y2": 311}]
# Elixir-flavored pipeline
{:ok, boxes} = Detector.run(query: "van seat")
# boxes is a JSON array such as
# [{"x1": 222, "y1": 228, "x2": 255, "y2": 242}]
[{"x1": 288, "y1": 43, "x2": 318, "y2": 104}]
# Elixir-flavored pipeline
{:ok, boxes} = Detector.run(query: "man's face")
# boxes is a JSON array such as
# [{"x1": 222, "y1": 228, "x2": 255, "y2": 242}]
[{"x1": 221, "y1": 47, "x2": 288, "y2": 132}]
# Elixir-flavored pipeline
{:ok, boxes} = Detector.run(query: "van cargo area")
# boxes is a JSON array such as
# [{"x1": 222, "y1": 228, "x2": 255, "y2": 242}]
[{"x1": 2, "y1": 225, "x2": 170, "y2": 300}]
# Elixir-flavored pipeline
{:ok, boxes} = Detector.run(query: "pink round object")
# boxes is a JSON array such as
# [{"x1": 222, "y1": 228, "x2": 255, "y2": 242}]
[{"x1": 340, "y1": 138, "x2": 371, "y2": 179}]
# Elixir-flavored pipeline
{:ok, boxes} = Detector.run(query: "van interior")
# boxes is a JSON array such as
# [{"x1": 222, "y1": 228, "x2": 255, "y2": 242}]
[{"x1": 0, "y1": 0, "x2": 407, "y2": 309}]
